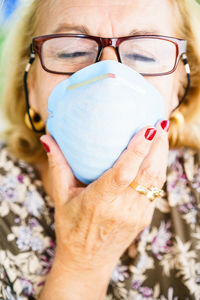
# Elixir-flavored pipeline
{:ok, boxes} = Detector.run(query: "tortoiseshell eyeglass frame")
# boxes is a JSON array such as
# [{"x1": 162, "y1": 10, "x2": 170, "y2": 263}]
[{"x1": 31, "y1": 33, "x2": 187, "y2": 76}]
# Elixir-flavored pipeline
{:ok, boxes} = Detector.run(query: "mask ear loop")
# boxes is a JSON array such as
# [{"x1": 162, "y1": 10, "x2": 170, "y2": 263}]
[
  {"x1": 171, "y1": 53, "x2": 191, "y2": 112},
  {"x1": 24, "y1": 44, "x2": 45, "y2": 133}
]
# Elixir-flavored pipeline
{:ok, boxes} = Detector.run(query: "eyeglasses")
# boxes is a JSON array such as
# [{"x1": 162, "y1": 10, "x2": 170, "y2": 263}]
[
  {"x1": 24, "y1": 34, "x2": 190, "y2": 133},
  {"x1": 31, "y1": 34, "x2": 187, "y2": 76}
]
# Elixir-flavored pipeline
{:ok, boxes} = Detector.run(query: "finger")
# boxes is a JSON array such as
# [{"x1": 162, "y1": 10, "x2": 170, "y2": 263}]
[
  {"x1": 92, "y1": 126, "x2": 157, "y2": 196},
  {"x1": 133, "y1": 120, "x2": 169, "y2": 190},
  {"x1": 40, "y1": 135, "x2": 84, "y2": 207}
]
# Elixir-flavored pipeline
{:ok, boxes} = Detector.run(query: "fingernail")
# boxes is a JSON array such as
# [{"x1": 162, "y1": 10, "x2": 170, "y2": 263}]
[
  {"x1": 41, "y1": 140, "x2": 50, "y2": 153},
  {"x1": 160, "y1": 120, "x2": 170, "y2": 132},
  {"x1": 145, "y1": 128, "x2": 157, "y2": 141}
]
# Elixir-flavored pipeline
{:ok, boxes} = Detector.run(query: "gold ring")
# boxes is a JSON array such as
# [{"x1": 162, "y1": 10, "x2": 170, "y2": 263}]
[{"x1": 130, "y1": 182, "x2": 165, "y2": 202}]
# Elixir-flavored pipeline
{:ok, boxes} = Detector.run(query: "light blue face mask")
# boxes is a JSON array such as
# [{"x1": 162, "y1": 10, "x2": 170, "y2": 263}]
[{"x1": 47, "y1": 60, "x2": 165, "y2": 184}]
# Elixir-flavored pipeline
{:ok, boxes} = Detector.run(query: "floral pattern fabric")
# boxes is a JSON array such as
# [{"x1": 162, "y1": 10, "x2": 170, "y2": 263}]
[{"x1": 0, "y1": 142, "x2": 199, "y2": 300}]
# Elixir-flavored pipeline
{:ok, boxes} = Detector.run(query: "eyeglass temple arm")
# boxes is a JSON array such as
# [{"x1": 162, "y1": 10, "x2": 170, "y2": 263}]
[{"x1": 24, "y1": 44, "x2": 45, "y2": 133}]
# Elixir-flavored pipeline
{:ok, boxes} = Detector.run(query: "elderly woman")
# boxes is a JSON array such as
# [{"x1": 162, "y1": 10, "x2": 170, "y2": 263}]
[{"x1": 0, "y1": 0, "x2": 200, "y2": 299}]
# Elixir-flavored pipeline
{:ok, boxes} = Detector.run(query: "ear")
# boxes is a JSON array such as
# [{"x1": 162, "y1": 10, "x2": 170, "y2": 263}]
[
  {"x1": 176, "y1": 63, "x2": 188, "y2": 105},
  {"x1": 27, "y1": 69, "x2": 39, "y2": 111},
  {"x1": 170, "y1": 82, "x2": 179, "y2": 113},
  {"x1": 170, "y1": 64, "x2": 187, "y2": 114}
]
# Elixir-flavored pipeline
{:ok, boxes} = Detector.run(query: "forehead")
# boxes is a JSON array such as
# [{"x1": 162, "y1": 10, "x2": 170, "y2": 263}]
[{"x1": 40, "y1": 0, "x2": 178, "y2": 37}]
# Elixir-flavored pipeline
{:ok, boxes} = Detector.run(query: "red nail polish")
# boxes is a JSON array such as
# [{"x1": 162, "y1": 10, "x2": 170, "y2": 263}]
[
  {"x1": 41, "y1": 141, "x2": 50, "y2": 153},
  {"x1": 161, "y1": 120, "x2": 170, "y2": 132},
  {"x1": 145, "y1": 128, "x2": 157, "y2": 141}
]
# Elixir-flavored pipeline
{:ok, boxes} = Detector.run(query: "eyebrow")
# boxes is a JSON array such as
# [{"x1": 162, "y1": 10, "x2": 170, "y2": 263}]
[
  {"x1": 52, "y1": 24, "x2": 89, "y2": 34},
  {"x1": 52, "y1": 23, "x2": 161, "y2": 36}
]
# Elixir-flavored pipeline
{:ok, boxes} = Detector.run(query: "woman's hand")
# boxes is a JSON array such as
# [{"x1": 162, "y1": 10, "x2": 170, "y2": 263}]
[{"x1": 40, "y1": 120, "x2": 169, "y2": 271}]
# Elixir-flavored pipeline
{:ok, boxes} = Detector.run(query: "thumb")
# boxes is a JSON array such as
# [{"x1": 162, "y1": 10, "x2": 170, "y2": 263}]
[{"x1": 40, "y1": 135, "x2": 81, "y2": 206}]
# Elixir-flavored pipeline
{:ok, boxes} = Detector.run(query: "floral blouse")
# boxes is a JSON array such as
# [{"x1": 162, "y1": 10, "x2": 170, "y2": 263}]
[{"x1": 0, "y1": 142, "x2": 199, "y2": 300}]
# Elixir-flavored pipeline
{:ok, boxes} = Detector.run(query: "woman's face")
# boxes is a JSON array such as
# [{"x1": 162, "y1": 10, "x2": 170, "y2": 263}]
[{"x1": 29, "y1": 0, "x2": 185, "y2": 122}]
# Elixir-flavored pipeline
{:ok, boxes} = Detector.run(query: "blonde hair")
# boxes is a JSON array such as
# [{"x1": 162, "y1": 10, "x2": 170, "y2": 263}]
[{"x1": 1, "y1": 0, "x2": 200, "y2": 163}]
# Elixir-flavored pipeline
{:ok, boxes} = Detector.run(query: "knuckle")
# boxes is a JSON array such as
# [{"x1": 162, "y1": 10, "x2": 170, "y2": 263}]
[
  {"x1": 102, "y1": 203, "x2": 134, "y2": 229},
  {"x1": 140, "y1": 166, "x2": 166, "y2": 187},
  {"x1": 48, "y1": 155, "x2": 59, "y2": 171},
  {"x1": 140, "y1": 166, "x2": 155, "y2": 182},
  {"x1": 156, "y1": 133, "x2": 169, "y2": 149},
  {"x1": 154, "y1": 175, "x2": 166, "y2": 188},
  {"x1": 129, "y1": 204, "x2": 153, "y2": 231},
  {"x1": 112, "y1": 166, "x2": 129, "y2": 187},
  {"x1": 98, "y1": 208, "x2": 127, "y2": 229},
  {"x1": 115, "y1": 214, "x2": 134, "y2": 231},
  {"x1": 158, "y1": 171, "x2": 167, "y2": 183},
  {"x1": 131, "y1": 145, "x2": 148, "y2": 159}
]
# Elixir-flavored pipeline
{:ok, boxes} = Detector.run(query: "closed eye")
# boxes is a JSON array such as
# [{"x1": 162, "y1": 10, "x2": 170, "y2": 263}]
[
  {"x1": 57, "y1": 51, "x2": 92, "y2": 58},
  {"x1": 125, "y1": 53, "x2": 156, "y2": 62}
]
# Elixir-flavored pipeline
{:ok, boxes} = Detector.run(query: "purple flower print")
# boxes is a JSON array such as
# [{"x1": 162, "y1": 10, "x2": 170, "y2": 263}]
[
  {"x1": 24, "y1": 190, "x2": 44, "y2": 217},
  {"x1": 111, "y1": 264, "x2": 129, "y2": 283},
  {"x1": 20, "y1": 278, "x2": 35, "y2": 296},
  {"x1": 30, "y1": 236, "x2": 44, "y2": 251},
  {"x1": 5, "y1": 187, "x2": 16, "y2": 199},
  {"x1": 14, "y1": 217, "x2": 20, "y2": 223},
  {"x1": 17, "y1": 174, "x2": 24, "y2": 183},
  {"x1": 139, "y1": 286, "x2": 153, "y2": 297},
  {"x1": 151, "y1": 221, "x2": 173, "y2": 260},
  {"x1": 16, "y1": 226, "x2": 44, "y2": 252},
  {"x1": 29, "y1": 218, "x2": 39, "y2": 228},
  {"x1": 192, "y1": 167, "x2": 200, "y2": 193},
  {"x1": 178, "y1": 200, "x2": 198, "y2": 224},
  {"x1": 40, "y1": 241, "x2": 56, "y2": 275},
  {"x1": 132, "y1": 280, "x2": 142, "y2": 290},
  {"x1": 16, "y1": 227, "x2": 32, "y2": 251}
]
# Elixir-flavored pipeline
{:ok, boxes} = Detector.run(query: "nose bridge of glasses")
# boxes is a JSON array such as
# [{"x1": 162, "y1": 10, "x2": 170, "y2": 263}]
[
  {"x1": 96, "y1": 38, "x2": 119, "y2": 62},
  {"x1": 101, "y1": 38, "x2": 118, "y2": 48}
]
